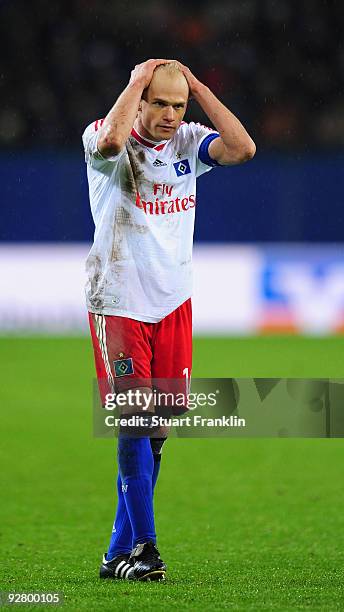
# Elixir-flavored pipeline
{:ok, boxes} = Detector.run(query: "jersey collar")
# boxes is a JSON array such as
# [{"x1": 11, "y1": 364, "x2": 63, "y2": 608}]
[{"x1": 131, "y1": 127, "x2": 167, "y2": 152}]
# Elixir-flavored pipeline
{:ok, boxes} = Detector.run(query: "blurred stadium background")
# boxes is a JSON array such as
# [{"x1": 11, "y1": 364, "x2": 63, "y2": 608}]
[
  {"x1": 2, "y1": 0, "x2": 344, "y2": 335},
  {"x1": 2, "y1": 2, "x2": 344, "y2": 608}
]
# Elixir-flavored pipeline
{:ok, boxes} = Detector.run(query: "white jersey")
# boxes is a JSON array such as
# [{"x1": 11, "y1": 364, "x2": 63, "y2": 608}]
[{"x1": 82, "y1": 119, "x2": 219, "y2": 322}]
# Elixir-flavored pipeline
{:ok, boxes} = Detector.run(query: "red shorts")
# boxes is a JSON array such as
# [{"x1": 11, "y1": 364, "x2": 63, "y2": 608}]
[{"x1": 89, "y1": 299, "x2": 192, "y2": 415}]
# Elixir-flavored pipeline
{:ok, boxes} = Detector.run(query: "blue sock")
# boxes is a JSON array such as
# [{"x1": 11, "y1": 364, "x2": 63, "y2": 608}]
[
  {"x1": 106, "y1": 474, "x2": 133, "y2": 559},
  {"x1": 106, "y1": 437, "x2": 165, "y2": 560},
  {"x1": 118, "y1": 436, "x2": 156, "y2": 548}
]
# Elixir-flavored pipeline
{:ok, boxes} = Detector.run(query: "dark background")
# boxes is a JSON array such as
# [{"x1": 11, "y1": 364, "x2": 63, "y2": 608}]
[{"x1": 2, "y1": 0, "x2": 344, "y2": 242}]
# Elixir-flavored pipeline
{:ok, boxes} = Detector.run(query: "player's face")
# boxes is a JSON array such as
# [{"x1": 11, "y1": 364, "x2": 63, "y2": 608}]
[{"x1": 138, "y1": 71, "x2": 189, "y2": 141}]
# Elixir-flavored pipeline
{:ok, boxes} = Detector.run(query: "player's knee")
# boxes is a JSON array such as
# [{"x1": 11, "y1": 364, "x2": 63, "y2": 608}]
[
  {"x1": 119, "y1": 411, "x2": 158, "y2": 438},
  {"x1": 119, "y1": 386, "x2": 155, "y2": 415},
  {"x1": 151, "y1": 424, "x2": 170, "y2": 439}
]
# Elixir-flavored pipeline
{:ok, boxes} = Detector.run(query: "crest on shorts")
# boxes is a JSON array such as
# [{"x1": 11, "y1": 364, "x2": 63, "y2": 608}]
[{"x1": 113, "y1": 357, "x2": 134, "y2": 377}]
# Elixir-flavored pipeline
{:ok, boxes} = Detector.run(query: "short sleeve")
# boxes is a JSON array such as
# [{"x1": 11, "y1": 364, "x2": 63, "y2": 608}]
[
  {"x1": 188, "y1": 122, "x2": 221, "y2": 177},
  {"x1": 82, "y1": 120, "x2": 125, "y2": 170}
]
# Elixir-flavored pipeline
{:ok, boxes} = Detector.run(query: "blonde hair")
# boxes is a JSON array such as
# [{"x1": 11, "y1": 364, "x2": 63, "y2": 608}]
[
  {"x1": 142, "y1": 61, "x2": 188, "y2": 100},
  {"x1": 154, "y1": 61, "x2": 182, "y2": 76}
]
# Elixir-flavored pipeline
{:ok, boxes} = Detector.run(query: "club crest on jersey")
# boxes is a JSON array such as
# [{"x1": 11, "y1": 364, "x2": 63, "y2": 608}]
[
  {"x1": 113, "y1": 357, "x2": 134, "y2": 377},
  {"x1": 173, "y1": 159, "x2": 191, "y2": 177}
]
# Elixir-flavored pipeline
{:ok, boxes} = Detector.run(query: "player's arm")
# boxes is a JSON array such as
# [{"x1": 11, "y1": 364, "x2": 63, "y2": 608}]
[
  {"x1": 177, "y1": 62, "x2": 256, "y2": 166},
  {"x1": 97, "y1": 59, "x2": 171, "y2": 158}
]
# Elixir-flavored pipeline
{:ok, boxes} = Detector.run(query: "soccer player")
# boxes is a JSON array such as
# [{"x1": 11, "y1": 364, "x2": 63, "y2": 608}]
[{"x1": 82, "y1": 58, "x2": 255, "y2": 581}]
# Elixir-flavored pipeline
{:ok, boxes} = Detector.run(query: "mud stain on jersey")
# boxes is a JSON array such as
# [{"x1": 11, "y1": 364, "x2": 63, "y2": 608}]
[
  {"x1": 180, "y1": 256, "x2": 192, "y2": 266},
  {"x1": 86, "y1": 253, "x2": 105, "y2": 309},
  {"x1": 116, "y1": 206, "x2": 148, "y2": 233},
  {"x1": 121, "y1": 140, "x2": 149, "y2": 200},
  {"x1": 137, "y1": 150, "x2": 146, "y2": 164},
  {"x1": 111, "y1": 205, "x2": 148, "y2": 261}
]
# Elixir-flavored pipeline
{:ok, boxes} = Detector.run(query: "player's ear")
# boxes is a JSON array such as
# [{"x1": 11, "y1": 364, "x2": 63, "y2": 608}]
[{"x1": 138, "y1": 96, "x2": 145, "y2": 112}]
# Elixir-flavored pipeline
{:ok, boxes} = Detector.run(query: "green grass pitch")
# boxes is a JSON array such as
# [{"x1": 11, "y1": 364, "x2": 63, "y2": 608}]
[{"x1": 1, "y1": 336, "x2": 344, "y2": 610}]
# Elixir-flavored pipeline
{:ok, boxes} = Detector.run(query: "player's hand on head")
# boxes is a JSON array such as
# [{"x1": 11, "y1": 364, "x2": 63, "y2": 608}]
[
  {"x1": 174, "y1": 61, "x2": 201, "y2": 96},
  {"x1": 129, "y1": 58, "x2": 173, "y2": 89}
]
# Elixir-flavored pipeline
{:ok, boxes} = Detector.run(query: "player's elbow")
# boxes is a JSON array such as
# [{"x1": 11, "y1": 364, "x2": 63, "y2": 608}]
[
  {"x1": 98, "y1": 129, "x2": 124, "y2": 158},
  {"x1": 221, "y1": 139, "x2": 256, "y2": 165},
  {"x1": 239, "y1": 139, "x2": 256, "y2": 163}
]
